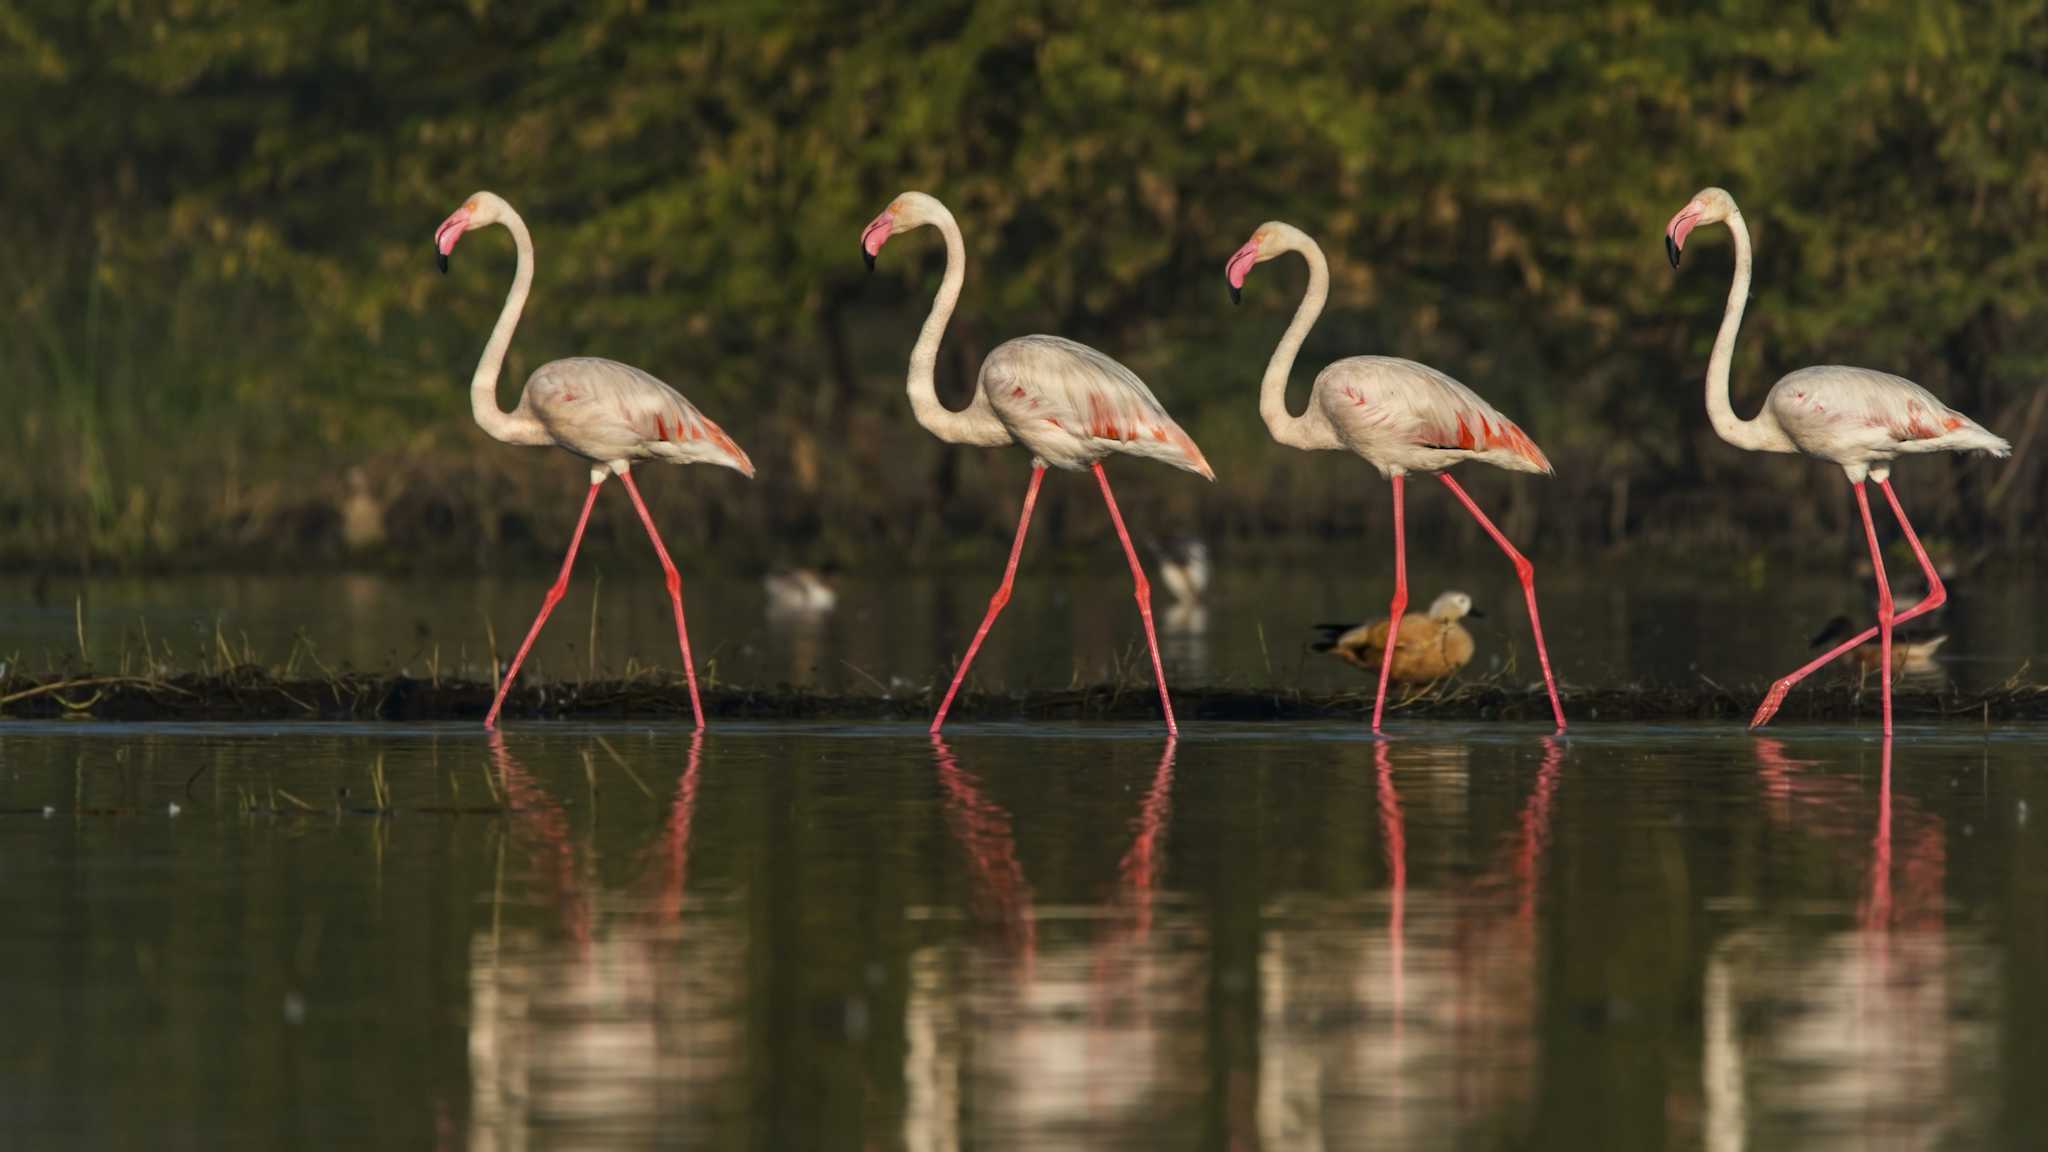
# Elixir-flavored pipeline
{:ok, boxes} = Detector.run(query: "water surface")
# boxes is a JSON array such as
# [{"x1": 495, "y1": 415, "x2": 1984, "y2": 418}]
[{"x1": 1, "y1": 721, "x2": 2041, "y2": 1148}]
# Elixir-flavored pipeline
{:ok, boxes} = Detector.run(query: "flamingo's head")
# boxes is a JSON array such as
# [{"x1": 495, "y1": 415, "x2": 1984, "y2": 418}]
[
  {"x1": 861, "y1": 191, "x2": 946, "y2": 271},
  {"x1": 1224, "y1": 222, "x2": 1306, "y2": 305},
  {"x1": 1665, "y1": 186, "x2": 1738, "y2": 269},
  {"x1": 435, "y1": 191, "x2": 511, "y2": 274}
]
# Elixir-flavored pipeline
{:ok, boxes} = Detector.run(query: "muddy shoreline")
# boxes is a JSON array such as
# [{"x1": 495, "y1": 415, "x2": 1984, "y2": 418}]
[{"x1": 3, "y1": 671, "x2": 2045, "y2": 724}]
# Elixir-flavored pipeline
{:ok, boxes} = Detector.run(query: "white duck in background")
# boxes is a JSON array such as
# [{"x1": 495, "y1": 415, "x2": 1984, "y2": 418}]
[
  {"x1": 1155, "y1": 538, "x2": 1210, "y2": 609},
  {"x1": 764, "y1": 568, "x2": 837, "y2": 617}
]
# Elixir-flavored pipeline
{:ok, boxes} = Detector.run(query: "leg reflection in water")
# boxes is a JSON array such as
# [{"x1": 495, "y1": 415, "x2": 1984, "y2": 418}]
[
  {"x1": 471, "y1": 731, "x2": 741, "y2": 1147},
  {"x1": 931, "y1": 735, "x2": 1039, "y2": 974},
  {"x1": 1704, "y1": 736, "x2": 1990, "y2": 1152},
  {"x1": 908, "y1": 737, "x2": 1198, "y2": 1149},
  {"x1": 1259, "y1": 736, "x2": 1564, "y2": 1149}
]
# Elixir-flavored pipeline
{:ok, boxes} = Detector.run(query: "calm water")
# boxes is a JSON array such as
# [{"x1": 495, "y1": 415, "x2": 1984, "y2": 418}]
[
  {"x1": 1, "y1": 721, "x2": 2042, "y2": 1149},
  {"x1": 3, "y1": 560, "x2": 2045, "y2": 694}
]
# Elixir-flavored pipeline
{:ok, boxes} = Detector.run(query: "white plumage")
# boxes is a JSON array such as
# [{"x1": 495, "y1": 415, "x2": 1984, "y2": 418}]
[
  {"x1": 980, "y1": 335, "x2": 1213, "y2": 477},
  {"x1": 1310, "y1": 356, "x2": 1552, "y2": 478},
  {"x1": 525, "y1": 357, "x2": 754, "y2": 474},
  {"x1": 1760, "y1": 365, "x2": 2008, "y2": 471}
]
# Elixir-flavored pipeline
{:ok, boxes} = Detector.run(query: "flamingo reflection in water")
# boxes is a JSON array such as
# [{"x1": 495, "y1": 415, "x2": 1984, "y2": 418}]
[
  {"x1": 469, "y1": 733, "x2": 745, "y2": 1147},
  {"x1": 1258, "y1": 737, "x2": 1563, "y2": 1148},
  {"x1": 1703, "y1": 739, "x2": 1995, "y2": 1150},
  {"x1": 906, "y1": 738, "x2": 1199, "y2": 1150}
]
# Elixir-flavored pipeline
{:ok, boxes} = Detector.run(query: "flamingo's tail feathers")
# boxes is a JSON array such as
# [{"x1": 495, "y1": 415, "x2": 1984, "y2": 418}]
[
  {"x1": 702, "y1": 419, "x2": 755, "y2": 478},
  {"x1": 1177, "y1": 438, "x2": 1217, "y2": 481},
  {"x1": 1968, "y1": 428, "x2": 2012, "y2": 458},
  {"x1": 1910, "y1": 413, "x2": 2010, "y2": 458}
]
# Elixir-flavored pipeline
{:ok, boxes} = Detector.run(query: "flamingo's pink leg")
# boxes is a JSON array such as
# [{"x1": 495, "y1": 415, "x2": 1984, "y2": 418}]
[
  {"x1": 1439, "y1": 474, "x2": 1568, "y2": 734},
  {"x1": 1093, "y1": 461, "x2": 1178, "y2": 737},
  {"x1": 486, "y1": 481, "x2": 603, "y2": 729},
  {"x1": 1750, "y1": 478, "x2": 1940, "y2": 729},
  {"x1": 618, "y1": 470, "x2": 705, "y2": 730},
  {"x1": 931, "y1": 466, "x2": 1046, "y2": 733},
  {"x1": 1371, "y1": 474, "x2": 1409, "y2": 736},
  {"x1": 1875, "y1": 480, "x2": 1948, "y2": 622},
  {"x1": 1856, "y1": 482, "x2": 1896, "y2": 735}
]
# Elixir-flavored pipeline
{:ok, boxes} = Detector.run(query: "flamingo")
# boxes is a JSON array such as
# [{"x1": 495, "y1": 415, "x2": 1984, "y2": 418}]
[
  {"x1": 1227, "y1": 223, "x2": 1567, "y2": 735},
  {"x1": 1664, "y1": 187, "x2": 2008, "y2": 734},
  {"x1": 862, "y1": 192, "x2": 1214, "y2": 735},
  {"x1": 435, "y1": 192, "x2": 754, "y2": 730}
]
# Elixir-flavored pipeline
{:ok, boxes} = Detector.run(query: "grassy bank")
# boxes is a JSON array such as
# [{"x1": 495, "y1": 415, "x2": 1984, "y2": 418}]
[{"x1": 6, "y1": 667, "x2": 2045, "y2": 725}]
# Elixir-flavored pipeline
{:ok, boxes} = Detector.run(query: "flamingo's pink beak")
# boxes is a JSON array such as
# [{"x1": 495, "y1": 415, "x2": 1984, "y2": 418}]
[
  {"x1": 861, "y1": 210, "x2": 895, "y2": 271},
  {"x1": 434, "y1": 207, "x2": 472, "y2": 274},
  {"x1": 1665, "y1": 204, "x2": 1702, "y2": 269},
  {"x1": 1225, "y1": 237, "x2": 1260, "y2": 305}
]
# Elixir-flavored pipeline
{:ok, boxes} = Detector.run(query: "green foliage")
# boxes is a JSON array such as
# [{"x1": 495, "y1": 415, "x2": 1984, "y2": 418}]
[{"x1": 3, "y1": 0, "x2": 2044, "y2": 568}]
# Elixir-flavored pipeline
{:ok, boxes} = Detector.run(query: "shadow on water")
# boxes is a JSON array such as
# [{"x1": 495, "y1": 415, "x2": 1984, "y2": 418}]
[{"x1": 0, "y1": 721, "x2": 2036, "y2": 1148}]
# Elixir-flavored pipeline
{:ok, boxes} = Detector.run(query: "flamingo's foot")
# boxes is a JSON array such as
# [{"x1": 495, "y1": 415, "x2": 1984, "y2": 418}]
[{"x1": 1749, "y1": 682, "x2": 1792, "y2": 729}]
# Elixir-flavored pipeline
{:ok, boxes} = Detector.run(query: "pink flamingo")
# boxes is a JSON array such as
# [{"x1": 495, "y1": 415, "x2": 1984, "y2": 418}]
[
  {"x1": 1665, "y1": 188, "x2": 2008, "y2": 734},
  {"x1": 863, "y1": 192, "x2": 1214, "y2": 735},
  {"x1": 435, "y1": 192, "x2": 754, "y2": 730},
  {"x1": 1227, "y1": 223, "x2": 1566, "y2": 735}
]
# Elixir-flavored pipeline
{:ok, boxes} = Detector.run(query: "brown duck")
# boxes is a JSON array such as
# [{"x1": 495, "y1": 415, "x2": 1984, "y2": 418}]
[
  {"x1": 1810, "y1": 615, "x2": 1948, "y2": 677},
  {"x1": 1313, "y1": 591, "x2": 1479, "y2": 682}
]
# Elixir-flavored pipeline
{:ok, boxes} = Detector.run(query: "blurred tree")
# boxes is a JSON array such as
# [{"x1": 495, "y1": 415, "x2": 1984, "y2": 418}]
[{"x1": 2, "y1": 0, "x2": 2043, "y2": 568}]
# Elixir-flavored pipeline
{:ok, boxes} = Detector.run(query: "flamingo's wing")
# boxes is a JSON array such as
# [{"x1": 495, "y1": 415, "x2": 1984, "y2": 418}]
[
  {"x1": 1770, "y1": 366, "x2": 2008, "y2": 458},
  {"x1": 527, "y1": 357, "x2": 754, "y2": 475},
  {"x1": 986, "y1": 335, "x2": 1214, "y2": 477},
  {"x1": 1317, "y1": 357, "x2": 1552, "y2": 474}
]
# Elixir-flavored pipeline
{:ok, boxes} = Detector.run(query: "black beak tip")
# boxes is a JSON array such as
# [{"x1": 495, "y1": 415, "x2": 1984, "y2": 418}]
[
  {"x1": 863, "y1": 248, "x2": 875, "y2": 273},
  {"x1": 1665, "y1": 235, "x2": 1682, "y2": 269},
  {"x1": 1228, "y1": 283, "x2": 1241, "y2": 306},
  {"x1": 1466, "y1": 608, "x2": 1486, "y2": 619},
  {"x1": 437, "y1": 251, "x2": 449, "y2": 275}
]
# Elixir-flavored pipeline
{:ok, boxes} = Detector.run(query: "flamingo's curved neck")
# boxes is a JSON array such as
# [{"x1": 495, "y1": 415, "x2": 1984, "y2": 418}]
[
  {"x1": 906, "y1": 206, "x2": 1012, "y2": 448},
  {"x1": 1704, "y1": 213, "x2": 1795, "y2": 454},
  {"x1": 1261, "y1": 234, "x2": 1333, "y2": 450},
  {"x1": 470, "y1": 210, "x2": 549, "y2": 446}
]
